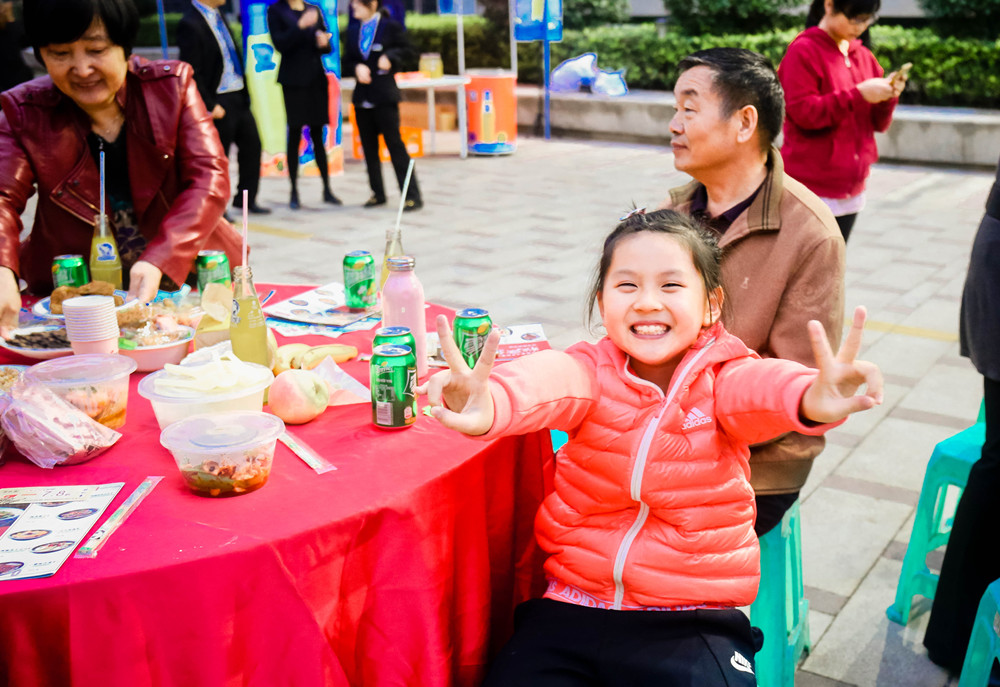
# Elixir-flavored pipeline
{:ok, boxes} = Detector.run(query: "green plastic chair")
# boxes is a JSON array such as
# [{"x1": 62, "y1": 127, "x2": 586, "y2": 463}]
[
  {"x1": 750, "y1": 500, "x2": 810, "y2": 687},
  {"x1": 886, "y1": 401, "x2": 986, "y2": 626},
  {"x1": 957, "y1": 578, "x2": 1000, "y2": 687}
]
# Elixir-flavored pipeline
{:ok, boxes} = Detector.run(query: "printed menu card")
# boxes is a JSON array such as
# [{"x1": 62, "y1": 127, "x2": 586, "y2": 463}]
[{"x1": 0, "y1": 483, "x2": 123, "y2": 581}]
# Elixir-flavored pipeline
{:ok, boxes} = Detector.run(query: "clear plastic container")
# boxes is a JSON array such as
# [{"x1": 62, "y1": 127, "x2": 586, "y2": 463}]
[
  {"x1": 160, "y1": 411, "x2": 285, "y2": 497},
  {"x1": 137, "y1": 360, "x2": 274, "y2": 429},
  {"x1": 24, "y1": 354, "x2": 137, "y2": 429}
]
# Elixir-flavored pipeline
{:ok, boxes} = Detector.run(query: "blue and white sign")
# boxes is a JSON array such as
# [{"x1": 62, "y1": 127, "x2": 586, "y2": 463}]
[
  {"x1": 513, "y1": 0, "x2": 563, "y2": 42},
  {"x1": 437, "y1": 0, "x2": 476, "y2": 15}
]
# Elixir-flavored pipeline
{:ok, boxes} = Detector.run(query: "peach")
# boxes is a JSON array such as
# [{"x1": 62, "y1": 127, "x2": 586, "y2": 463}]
[{"x1": 267, "y1": 369, "x2": 330, "y2": 424}]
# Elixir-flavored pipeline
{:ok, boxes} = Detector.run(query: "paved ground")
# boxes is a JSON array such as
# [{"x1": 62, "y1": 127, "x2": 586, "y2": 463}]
[{"x1": 26, "y1": 131, "x2": 993, "y2": 685}]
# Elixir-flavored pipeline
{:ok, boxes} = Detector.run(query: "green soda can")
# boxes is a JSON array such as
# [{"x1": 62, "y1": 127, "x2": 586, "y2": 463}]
[
  {"x1": 51, "y1": 254, "x2": 90, "y2": 288},
  {"x1": 373, "y1": 326, "x2": 416, "y2": 351},
  {"x1": 453, "y1": 308, "x2": 493, "y2": 368},
  {"x1": 370, "y1": 344, "x2": 418, "y2": 429},
  {"x1": 343, "y1": 250, "x2": 377, "y2": 309},
  {"x1": 196, "y1": 250, "x2": 232, "y2": 292}
]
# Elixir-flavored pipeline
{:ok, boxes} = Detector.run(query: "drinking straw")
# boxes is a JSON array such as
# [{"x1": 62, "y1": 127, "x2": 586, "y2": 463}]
[
  {"x1": 393, "y1": 159, "x2": 416, "y2": 234},
  {"x1": 99, "y1": 150, "x2": 105, "y2": 218},
  {"x1": 279, "y1": 430, "x2": 337, "y2": 474},
  {"x1": 75, "y1": 476, "x2": 164, "y2": 558},
  {"x1": 242, "y1": 189, "x2": 249, "y2": 268}
]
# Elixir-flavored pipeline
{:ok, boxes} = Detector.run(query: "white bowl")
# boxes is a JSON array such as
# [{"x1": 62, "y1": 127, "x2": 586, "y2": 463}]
[
  {"x1": 119, "y1": 327, "x2": 195, "y2": 372},
  {"x1": 137, "y1": 360, "x2": 273, "y2": 429}
]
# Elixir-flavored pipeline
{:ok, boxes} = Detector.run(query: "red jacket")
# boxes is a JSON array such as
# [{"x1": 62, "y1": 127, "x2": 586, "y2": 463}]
[
  {"x1": 778, "y1": 27, "x2": 897, "y2": 199},
  {"x1": 478, "y1": 323, "x2": 840, "y2": 609},
  {"x1": 0, "y1": 56, "x2": 243, "y2": 294}
]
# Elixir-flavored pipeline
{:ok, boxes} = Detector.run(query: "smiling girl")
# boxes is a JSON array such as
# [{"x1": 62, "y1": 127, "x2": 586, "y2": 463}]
[{"x1": 418, "y1": 209, "x2": 883, "y2": 685}]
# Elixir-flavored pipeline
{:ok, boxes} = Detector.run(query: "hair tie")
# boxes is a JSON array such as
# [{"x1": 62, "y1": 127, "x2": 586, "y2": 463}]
[{"x1": 618, "y1": 207, "x2": 646, "y2": 222}]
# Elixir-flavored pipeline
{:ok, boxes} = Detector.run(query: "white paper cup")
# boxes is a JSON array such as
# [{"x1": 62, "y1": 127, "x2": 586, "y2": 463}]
[
  {"x1": 71, "y1": 337, "x2": 120, "y2": 356},
  {"x1": 63, "y1": 295, "x2": 119, "y2": 342}
]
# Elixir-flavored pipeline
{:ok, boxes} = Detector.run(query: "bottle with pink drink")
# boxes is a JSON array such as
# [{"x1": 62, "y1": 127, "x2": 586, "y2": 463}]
[{"x1": 381, "y1": 256, "x2": 428, "y2": 378}]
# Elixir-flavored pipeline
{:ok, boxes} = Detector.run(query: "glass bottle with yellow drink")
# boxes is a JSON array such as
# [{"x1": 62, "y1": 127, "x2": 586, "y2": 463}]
[
  {"x1": 230, "y1": 265, "x2": 269, "y2": 366},
  {"x1": 89, "y1": 213, "x2": 122, "y2": 289}
]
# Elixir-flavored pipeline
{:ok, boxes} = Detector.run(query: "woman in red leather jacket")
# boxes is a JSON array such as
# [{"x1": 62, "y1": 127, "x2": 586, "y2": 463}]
[{"x1": 0, "y1": 0, "x2": 242, "y2": 335}]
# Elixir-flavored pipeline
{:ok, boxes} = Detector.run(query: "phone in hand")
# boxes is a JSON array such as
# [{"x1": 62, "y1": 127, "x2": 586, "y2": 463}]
[{"x1": 890, "y1": 62, "x2": 913, "y2": 88}]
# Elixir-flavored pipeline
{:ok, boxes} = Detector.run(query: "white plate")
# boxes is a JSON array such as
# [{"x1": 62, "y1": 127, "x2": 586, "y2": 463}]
[
  {"x1": 33, "y1": 290, "x2": 131, "y2": 320},
  {"x1": 0, "y1": 325, "x2": 73, "y2": 360}
]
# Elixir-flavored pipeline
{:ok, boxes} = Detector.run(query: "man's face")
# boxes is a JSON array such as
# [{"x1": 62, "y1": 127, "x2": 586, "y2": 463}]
[{"x1": 668, "y1": 66, "x2": 743, "y2": 178}]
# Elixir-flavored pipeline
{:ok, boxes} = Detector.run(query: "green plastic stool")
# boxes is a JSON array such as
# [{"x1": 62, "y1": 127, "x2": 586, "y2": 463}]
[
  {"x1": 550, "y1": 430, "x2": 568, "y2": 453},
  {"x1": 957, "y1": 578, "x2": 1000, "y2": 687},
  {"x1": 750, "y1": 500, "x2": 810, "y2": 687},
  {"x1": 886, "y1": 402, "x2": 986, "y2": 626}
]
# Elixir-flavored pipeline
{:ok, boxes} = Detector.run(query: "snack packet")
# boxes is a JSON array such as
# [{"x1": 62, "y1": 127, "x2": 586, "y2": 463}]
[{"x1": 0, "y1": 380, "x2": 121, "y2": 469}]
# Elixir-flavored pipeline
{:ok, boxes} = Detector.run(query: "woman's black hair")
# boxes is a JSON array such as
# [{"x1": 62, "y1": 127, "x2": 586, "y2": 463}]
[
  {"x1": 585, "y1": 209, "x2": 724, "y2": 331},
  {"x1": 24, "y1": 0, "x2": 139, "y2": 61},
  {"x1": 806, "y1": 0, "x2": 879, "y2": 47}
]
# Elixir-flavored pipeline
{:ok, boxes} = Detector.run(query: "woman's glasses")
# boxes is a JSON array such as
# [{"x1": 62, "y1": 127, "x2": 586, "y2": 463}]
[{"x1": 848, "y1": 13, "x2": 878, "y2": 25}]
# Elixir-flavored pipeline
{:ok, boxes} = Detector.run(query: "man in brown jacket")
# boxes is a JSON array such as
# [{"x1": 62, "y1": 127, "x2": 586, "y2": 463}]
[{"x1": 659, "y1": 48, "x2": 846, "y2": 535}]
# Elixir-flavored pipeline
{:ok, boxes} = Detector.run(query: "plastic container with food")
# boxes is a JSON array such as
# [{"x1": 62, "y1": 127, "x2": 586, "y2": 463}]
[
  {"x1": 160, "y1": 411, "x2": 284, "y2": 496},
  {"x1": 137, "y1": 357, "x2": 273, "y2": 429},
  {"x1": 119, "y1": 325, "x2": 195, "y2": 372},
  {"x1": 24, "y1": 354, "x2": 137, "y2": 429}
]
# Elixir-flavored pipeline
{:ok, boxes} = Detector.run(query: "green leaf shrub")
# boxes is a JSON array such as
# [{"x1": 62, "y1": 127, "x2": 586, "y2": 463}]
[
  {"x1": 663, "y1": 0, "x2": 802, "y2": 35},
  {"x1": 563, "y1": 0, "x2": 630, "y2": 30},
  {"x1": 919, "y1": 0, "x2": 1000, "y2": 39}
]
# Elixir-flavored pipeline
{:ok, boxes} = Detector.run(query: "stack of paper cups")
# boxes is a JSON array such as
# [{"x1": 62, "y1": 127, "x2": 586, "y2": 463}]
[{"x1": 63, "y1": 296, "x2": 120, "y2": 355}]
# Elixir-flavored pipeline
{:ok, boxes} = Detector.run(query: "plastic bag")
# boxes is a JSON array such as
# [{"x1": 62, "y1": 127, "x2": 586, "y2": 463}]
[
  {"x1": 310, "y1": 357, "x2": 369, "y2": 406},
  {"x1": 551, "y1": 53, "x2": 598, "y2": 92},
  {"x1": 593, "y1": 69, "x2": 628, "y2": 97},
  {"x1": 0, "y1": 380, "x2": 121, "y2": 469}
]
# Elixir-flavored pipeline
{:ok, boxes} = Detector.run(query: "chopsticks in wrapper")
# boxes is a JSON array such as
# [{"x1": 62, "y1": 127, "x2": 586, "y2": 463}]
[
  {"x1": 278, "y1": 431, "x2": 336, "y2": 474},
  {"x1": 75, "y1": 476, "x2": 163, "y2": 558}
]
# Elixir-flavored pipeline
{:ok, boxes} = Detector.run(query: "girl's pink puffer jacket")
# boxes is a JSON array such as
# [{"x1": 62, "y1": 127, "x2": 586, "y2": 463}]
[{"x1": 479, "y1": 322, "x2": 838, "y2": 609}]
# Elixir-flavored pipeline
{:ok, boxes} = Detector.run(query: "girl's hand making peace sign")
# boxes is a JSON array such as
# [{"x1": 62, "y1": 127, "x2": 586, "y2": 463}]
[
  {"x1": 800, "y1": 306, "x2": 884, "y2": 424},
  {"x1": 415, "y1": 314, "x2": 502, "y2": 436}
]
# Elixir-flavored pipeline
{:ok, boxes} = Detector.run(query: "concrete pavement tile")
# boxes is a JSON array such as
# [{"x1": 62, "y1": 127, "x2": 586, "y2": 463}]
[
  {"x1": 857, "y1": 333, "x2": 954, "y2": 379},
  {"x1": 894, "y1": 362, "x2": 983, "y2": 421},
  {"x1": 801, "y1": 558, "x2": 950, "y2": 687},
  {"x1": 801, "y1": 487, "x2": 911, "y2": 597},
  {"x1": 806, "y1": 609, "x2": 835, "y2": 654},
  {"x1": 898, "y1": 298, "x2": 961, "y2": 334},
  {"x1": 795, "y1": 670, "x2": 854, "y2": 686},
  {"x1": 836, "y1": 417, "x2": 959, "y2": 492},
  {"x1": 801, "y1": 443, "x2": 852, "y2": 501}
]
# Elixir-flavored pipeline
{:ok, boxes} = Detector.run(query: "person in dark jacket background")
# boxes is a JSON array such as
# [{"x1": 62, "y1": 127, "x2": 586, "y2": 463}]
[
  {"x1": 342, "y1": 0, "x2": 422, "y2": 211},
  {"x1": 267, "y1": 0, "x2": 340, "y2": 210},
  {"x1": 923, "y1": 157, "x2": 1000, "y2": 678},
  {"x1": 177, "y1": 0, "x2": 269, "y2": 215}
]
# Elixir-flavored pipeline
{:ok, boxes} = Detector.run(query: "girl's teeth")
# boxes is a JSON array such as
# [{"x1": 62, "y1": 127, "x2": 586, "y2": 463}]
[{"x1": 634, "y1": 324, "x2": 667, "y2": 335}]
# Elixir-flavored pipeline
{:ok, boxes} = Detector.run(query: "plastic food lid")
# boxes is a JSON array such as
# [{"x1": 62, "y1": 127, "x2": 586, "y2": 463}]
[
  {"x1": 160, "y1": 411, "x2": 285, "y2": 454},
  {"x1": 137, "y1": 360, "x2": 273, "y2": 403},
  {"x1": 25, "y1": 353, "x2": 137, "y2": 385}
]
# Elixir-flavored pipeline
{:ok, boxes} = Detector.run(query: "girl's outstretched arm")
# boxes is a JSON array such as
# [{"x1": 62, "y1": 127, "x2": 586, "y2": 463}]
[
  {"x1": 415, "y1": 314, "x2": 501, "y2": 436},
  {"x1": 800, "y1": 306, "x2": 884, "y2": 424}
]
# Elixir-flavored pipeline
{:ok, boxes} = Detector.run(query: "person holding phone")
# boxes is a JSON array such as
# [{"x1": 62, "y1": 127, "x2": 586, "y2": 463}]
[{"x1": 778, "y1": 0, "x2": 906, "y2": 242}]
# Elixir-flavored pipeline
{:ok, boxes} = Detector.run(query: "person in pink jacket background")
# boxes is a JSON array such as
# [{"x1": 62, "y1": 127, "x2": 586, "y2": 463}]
[
  {"x1": 778, "y1": 0, "x2": 907, "y2": 241},
  {"x1": 418, "y1": 209, "x2": 883, "y2": 685}
]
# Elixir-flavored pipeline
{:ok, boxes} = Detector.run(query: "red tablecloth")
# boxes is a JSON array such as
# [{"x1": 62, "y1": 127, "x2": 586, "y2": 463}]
[{"x1": 0, "y1": 284, "x2": 553, "y2": 687}]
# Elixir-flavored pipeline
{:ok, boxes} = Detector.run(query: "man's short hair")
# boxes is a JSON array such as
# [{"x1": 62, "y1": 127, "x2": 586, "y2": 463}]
[{"x1": 677, "y1": 48, "x2": 784, "y2": 153}]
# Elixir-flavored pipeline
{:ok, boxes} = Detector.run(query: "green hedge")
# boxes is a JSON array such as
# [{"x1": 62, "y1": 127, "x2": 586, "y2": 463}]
[{"x1": 138, "y1": 13, "x2": 1000, "y2": 108}]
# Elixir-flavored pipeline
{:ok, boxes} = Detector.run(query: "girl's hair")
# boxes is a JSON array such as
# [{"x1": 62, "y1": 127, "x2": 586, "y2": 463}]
[
  {"x1": 806, "y1": 0, "x2": 880, "y2": 25},
  {"x1": 585, "y1": 209, "x2": 724, "y2": 331},
  {"x1": 354, "y1": 0, "x2": 384, "y2": 13},
  {"x1": 24, "y1": 0, "x2": 139, "y2": 61}
]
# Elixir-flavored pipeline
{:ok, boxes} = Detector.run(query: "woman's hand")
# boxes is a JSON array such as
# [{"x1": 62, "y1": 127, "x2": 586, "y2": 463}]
[
  {"x1": 315, "y1": 30, "x2": 331, "y2": 49},
  {"x1": 800, "y1": 306, "x2": 883, "y2": 424},
  {"x1": 0, "y1": 267, "x2": 20, "y2": 338},
  {"x1": 355, "y1": 63, "x2": 372, "y2": 84},
  {"x1": 377, "y1": 55, "x2": 391, "y2": 72},
  {"x1": 857, "y1": 77, "x2": 895, "y2": 104},
  {"x1": 127, "y1": 261, "x2": 162, "y2": 304},
  {"x1": 415, "y1": 314, "x2": 500, "y2": 436},
  {"x1": 298, "y1": 7, "x2": 319, "y2": 28},
  {"x1": 888, "y1": 71, "x2": 908, "y2": 99}
]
